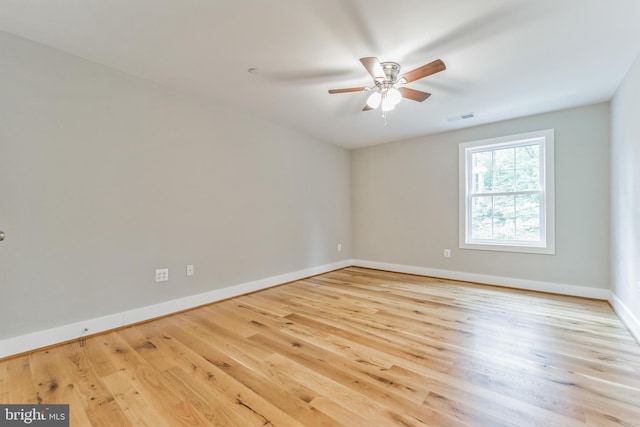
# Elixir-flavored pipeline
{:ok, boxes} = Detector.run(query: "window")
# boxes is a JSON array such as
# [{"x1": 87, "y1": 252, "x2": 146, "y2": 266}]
[{"x1": 459, "y1": 129, "x2": 555, "y2": 254}]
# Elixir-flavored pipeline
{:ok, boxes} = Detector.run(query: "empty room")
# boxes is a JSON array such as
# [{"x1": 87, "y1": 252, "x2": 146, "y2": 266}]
[{"x1": 1, "y1": 1, "x2": 640, "y2": 426}]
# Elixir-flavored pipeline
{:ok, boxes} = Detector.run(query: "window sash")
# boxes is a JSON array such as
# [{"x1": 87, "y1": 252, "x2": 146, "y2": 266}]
[
  {"x1": 467, "y1": 191, "x2": 546, "y2": 246},
  {"x1": 468, "y1": 142, "x2": 543, "y2": 194}
]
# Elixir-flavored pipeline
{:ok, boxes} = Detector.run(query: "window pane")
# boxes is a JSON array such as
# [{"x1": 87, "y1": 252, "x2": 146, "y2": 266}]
[
  {"x1": 515, "y1": 168, "x2": 539, "y2": 191},
  {"x1": 471, "y1": 196, "x2": 492, "y2": 239},
  {"x1": 471, "y1": 218, "x2": 492, "y2": 239},
  {"x1": 493, "y1": 169, "x2": 515, "y2": 192},
  {"x1": 493, "y1": 217, "x2": 515, "y2": 240},
  {"x1": 515, "y1": 144, "x2": 540, "y2": 191},
  {"x1": 515, "y1": 217, "x2": 540, "y2": 241},
  {"x1": 471, "y1": 151, "x2": 492, "y2": 192},
  {"x1": 492, "y1": 195, "x2": 515, "y2": 239},
  {"x1": 515, "y1": 194, "x2": 540, "y2": 218},
  {"x1": 515, "y1": 194, "x2": 541, "y2": 241},
  {"x1": 492, "y1": 148, "x2": 515, "y2": 193},
  {"x1": 515, "y1": 144, "x2": 538, "y2": 167},
  {"x1": 493, "y1": 195, "x2": 515, "y2": 219},
  {"x1": 494, "y1": 148, "x2": 515, "y2": 169}
]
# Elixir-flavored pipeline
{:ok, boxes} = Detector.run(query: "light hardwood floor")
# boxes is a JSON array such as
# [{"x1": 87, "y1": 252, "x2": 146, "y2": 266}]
[{"x1": 2, "y1": 267, "x2": 640, "y2": 426}]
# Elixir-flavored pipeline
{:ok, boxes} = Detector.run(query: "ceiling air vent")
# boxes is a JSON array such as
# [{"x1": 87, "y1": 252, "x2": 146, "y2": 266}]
[{"x1": 448, "y1": 112, "x2": 475, "y2": 122}]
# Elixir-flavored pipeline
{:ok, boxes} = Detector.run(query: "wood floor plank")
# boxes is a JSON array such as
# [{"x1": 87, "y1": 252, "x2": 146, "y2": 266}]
[
  {"x1": 100, "y1": 369, "x2": 172, "y2": 427},
  {"x1": 2, "y1": 267, "x2": 640, "y2": 426},
  {"x1": 3, "y1": 355, "x2": 37, "y2": 404},
  {"x1": 157, "y1": 327, "x2": 330, "y2": 426},
  {"x1": 156, "y1": 317, "x2": 309, "y2": 427}
]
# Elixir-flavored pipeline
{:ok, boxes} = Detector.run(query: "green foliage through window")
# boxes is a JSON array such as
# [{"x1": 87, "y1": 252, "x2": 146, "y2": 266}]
[
  {"x1": 459, "y1": 129, "x2": 554, "y2": 254},
  {"x1": 468, "y1": 141, "x2": 543, "y2": 243}
]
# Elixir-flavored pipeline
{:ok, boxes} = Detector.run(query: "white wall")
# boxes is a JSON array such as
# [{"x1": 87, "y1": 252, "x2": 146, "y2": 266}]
[
  {"x1": 611, "y1": 53, "x2": 640, "y2": 340},
  {"x1": 0, "y1": 31, "x2": 352, "y2": 342},
  {"x1": 352, "y1": 103, "x2": 610, "y2": 292}
]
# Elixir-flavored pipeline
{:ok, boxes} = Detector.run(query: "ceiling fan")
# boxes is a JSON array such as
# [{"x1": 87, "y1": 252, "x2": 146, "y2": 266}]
[{"x1": 328, "y1": 57, "x2": 446, "y2": 116}]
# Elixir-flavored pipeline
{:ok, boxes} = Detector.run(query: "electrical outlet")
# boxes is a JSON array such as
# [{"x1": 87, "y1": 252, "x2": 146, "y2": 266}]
[
  {"x1": 186, "y1": 264, "x2": 194, "y2": 277},
  {"x1": 444, "y1": 249, "x2": 451, "y2": 258},
  {"x1": 338, "y1": 243, "x2": 342, "y2": 252},
  {"x1": 155, "y1": 268, "x2": 168, "y2": 282}
]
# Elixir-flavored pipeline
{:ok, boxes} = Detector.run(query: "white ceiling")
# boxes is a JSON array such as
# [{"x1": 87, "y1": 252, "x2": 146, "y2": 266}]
[{"x1": 1, "y1": 0, "x2": 639, "y2": 149}]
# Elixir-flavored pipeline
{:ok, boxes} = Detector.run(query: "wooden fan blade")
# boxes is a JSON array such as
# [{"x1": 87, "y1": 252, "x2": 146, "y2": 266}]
[
  {"x1": 360, "y1": 57, "x2": 385, "y2": 80},
  {"x1": 328, "y1": 87, "x2": 366, "y2": 94},
  {"x1": 401, "y1": 59, "x2": 446, "y2": 83},
  {"x1": 401, "y1": 87, "x2": 432, "y2": 102}
]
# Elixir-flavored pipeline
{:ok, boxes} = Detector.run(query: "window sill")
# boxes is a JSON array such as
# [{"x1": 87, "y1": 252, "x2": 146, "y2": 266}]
[{"x1": 459, "y1": 241, "x2": 555, "y2": 255}]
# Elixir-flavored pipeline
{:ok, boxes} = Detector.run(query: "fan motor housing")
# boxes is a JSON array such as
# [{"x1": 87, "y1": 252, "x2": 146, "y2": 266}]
[{"x1": 380, "y1": 62, "x2": 401, "y2": 82}]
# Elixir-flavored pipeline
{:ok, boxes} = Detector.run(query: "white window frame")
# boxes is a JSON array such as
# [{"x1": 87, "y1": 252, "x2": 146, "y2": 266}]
[{"x1": 458, "y1": 129, "x2": 555, "y2": 254}]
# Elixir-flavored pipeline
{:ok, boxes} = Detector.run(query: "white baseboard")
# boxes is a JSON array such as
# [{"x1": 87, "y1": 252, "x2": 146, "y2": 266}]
[
  {"x1": 0, "y1": 260, "x2": 352, "y2": 359},
  {"x1": 351, "y1": 259, "x2": 612, "y2": 300},
  {"x1": 609, "y1": 293, "x2": 640, "y2": 345}
]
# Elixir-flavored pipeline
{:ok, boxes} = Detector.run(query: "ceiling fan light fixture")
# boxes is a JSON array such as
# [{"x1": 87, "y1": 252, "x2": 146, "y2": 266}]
[
  {"x1": 387, "y1": 87, "x2": 402, "y2": 106},
  {"x1": 366, "y1": 91, "x2": 382, "y2": 109},
  {"x1": 381, "y1": 93, "x2": 396, "y2": 112},
  {"x1": 328, "y1": 57, "x2": 445, "y2": 119}
]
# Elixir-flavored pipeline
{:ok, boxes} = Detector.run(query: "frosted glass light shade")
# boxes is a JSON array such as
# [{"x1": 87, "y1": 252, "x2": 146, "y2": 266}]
[
  {"x1": 387, "y1": 87, "x2": 402, "y2": 106},
  {"x1": 367, "y1": 91, "x2": 382, "y2": 109},
  {"x1": 381, "y1": 93, "x2": 396, "y2": 111}
]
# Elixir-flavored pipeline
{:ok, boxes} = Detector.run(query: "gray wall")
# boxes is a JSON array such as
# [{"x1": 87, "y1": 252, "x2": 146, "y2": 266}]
[
  {"x1": 0, "y1": 32, "x2": 352, "y2": 340},
  {"x1": 352, "y1": 103, "x2": 610, "y2": 289},
  {"x1": 611, "y1": 53, "x2": 640, "y2": 321}
]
